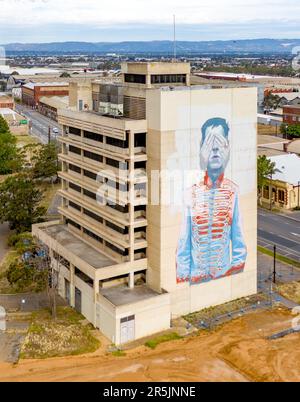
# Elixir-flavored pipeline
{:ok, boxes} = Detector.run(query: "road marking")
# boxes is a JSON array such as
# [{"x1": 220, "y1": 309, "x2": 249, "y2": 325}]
[{"x1": 291, "y1": 233, "x2": 300, "y2": 238}]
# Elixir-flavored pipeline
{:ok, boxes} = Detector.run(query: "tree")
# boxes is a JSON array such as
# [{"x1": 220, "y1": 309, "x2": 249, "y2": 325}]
[
  {"x1": 31, "y1": 142, "x2": 59, "y2": 181},
  {"x1": 0, "y1": 115, "x2": 10, "y2": 134},
  {"x1": 257, "y1": 155, "x2": 276, "y2": 205},
  {"x1": 281, "y1": 124, "x2": 300, "y2": 139},
  {"x1": 0, "y1": 174, "x2": 46, "y2": 233},
  {"x1": 263, "y1": 93, "x2": 281, "y2": 111}
]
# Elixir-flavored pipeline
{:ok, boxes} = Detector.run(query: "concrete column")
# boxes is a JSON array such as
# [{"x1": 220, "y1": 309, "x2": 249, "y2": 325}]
[
  {"x1": 128, "y1": 130, "x2": 135, "y2": 263},
  {"x1": 129, "y1": 272, "x2": 135, "y2": 289},
  {"x1": 70, "y1": 264, "x2": 75, "y2": 308}
]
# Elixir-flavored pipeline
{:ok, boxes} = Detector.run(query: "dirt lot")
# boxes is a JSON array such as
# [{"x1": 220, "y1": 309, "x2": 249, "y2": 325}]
[{"x1": 0, "y1": 307, "x2": 299, "y2": 382}]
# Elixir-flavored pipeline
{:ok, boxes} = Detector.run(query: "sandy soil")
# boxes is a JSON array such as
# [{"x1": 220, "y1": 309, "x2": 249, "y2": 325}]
[{"x1": 0, "y1": 308, "x2": 299, "y2": 382}]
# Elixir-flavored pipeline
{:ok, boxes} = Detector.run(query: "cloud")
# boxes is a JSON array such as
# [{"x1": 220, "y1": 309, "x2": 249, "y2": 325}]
[{"x1": 1, "y1": 0, "x2": 300, "y2": 42}]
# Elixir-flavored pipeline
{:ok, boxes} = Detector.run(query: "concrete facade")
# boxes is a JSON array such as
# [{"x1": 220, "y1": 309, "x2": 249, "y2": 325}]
[{"x1": 33, "y1": 62, "x2": 257, "y2": 345}]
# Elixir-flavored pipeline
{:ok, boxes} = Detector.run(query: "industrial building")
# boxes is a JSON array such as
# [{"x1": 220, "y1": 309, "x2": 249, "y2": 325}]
[{"x1": 33, "y1": 62, "x2": 257, "y2": 345}]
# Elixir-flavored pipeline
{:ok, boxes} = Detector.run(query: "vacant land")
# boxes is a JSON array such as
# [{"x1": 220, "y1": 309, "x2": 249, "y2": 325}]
[
  {"x1": 0, "y1": 308, "x2": 299, "y2": 382},
  {"x1": 276, "y1": 281, "x2": 300, "y2": 305},
  {"x1": 20, "y1": 307, "x2": 100, "y2": 359}
]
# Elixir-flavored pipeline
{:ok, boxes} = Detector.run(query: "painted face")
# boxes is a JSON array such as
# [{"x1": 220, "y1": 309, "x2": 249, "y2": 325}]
[{"x1": 200, "y1": 125, "x2": 230, "y2": 172}]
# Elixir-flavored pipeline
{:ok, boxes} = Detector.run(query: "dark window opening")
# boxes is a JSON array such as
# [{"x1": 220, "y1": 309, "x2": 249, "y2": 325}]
[
  {"x1": 106, "y1": 241, "x2": 128, "y2": 256},
  {"x1": 75, "y1": 267, "x2": 94, "y2": 287},
  {"x1": 124, "y1": 74, "x2": 146, "y2": 84},
  {"x1": 106, "y1": 221, "x2": 128, "y2": 235},
  {"x1": 134, "y1": 161, "x2": 146, "y2": 169},
  {"x1": 134, "y1": 133, "x2": 146, "y2": 148},
  {"x1": 84, "y1": 130, "x2": 103, "y2": 143},
  {"x1": 69, "y1": 145, "x2": 81, "y2": 155},
  {"x1": 69, "y1": 163, "x2": 81, "y2": 174},
  {"x1": 106, "y1": 158, "x2": 128, "y2": 170},
  {"x1": 151, "y1": 74, "x2": 186, "y2": 85},
  {"x1": 84, "y1": 169, "x2": 97, "y2": 181},
  {"x1": 106, "y1": 134, "x2": 129, "y2": 149},
  {"x1": 83, "y1": 150, "x2": 103, "y2": 163},
  {"x1": 69, "y1": 127, "x2": 81, "y2": 136},
  {"x1": 83, "y1": 228, "x2": 103, "y2": 243},
  {"x1": 107, "y1": 203, "x2": 129, "y2": 214},
  {"x1": 69, "y1": 182, "x2": 81, "y2": 193},
  {"x1": 69, "y1": 201, "x2": 81, "y2": 211},
  {"x1": 83, "y1": 189, "x2": 97, "y2": 200},
  {"x1": 83, "y1": 208, "x2": 103, "y2": 223},
  {"x1": 67, "y1": 219, "x2": 81, "y2": 231}
]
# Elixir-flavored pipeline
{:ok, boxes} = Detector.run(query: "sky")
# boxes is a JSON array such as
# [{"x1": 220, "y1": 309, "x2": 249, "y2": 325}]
[{"x1": 1, "y1": 0, "x2": 300, "y2": 43}]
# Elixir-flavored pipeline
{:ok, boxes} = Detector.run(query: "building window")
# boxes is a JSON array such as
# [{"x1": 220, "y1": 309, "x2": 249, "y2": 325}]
[
  {"x1": 134, "y1": 133, "x2": 146, "y2": 148},
  {"x1": 78, "y1": 100, "x2": 83, "y2": 111},
  {"x1": 69, "y1": 182, "x2": 81, "y2": 193},
  {"x1": 83, "y1": 208, "x2": 103, "y2": 223},
  {"x1": 278, "y1": 190, "x2": 285, "y2": 203},
  {"x1": 69, "y1": 127, "x2": 81, "y2": 136},
  {"x1": 83, "y1": 228, "x2": 103, "y2": 243},
  {"x1": 124, "y1": 74, "x2": 146, "y2": 84},
  {"x1": 83, "y1": 150, "x2": 103, "y2": 163},
  {"x1": 84, "y1": 131, "x2": 103, "y2": 143},
  {"x1": 107, "y1": 203, "x2": 129, "y2": 214},
  {"x1": 106, "y1": 135, "x2": 129, "y2": 149},
  {"x1": 263, "y1": 186, "x2": 270, "y2": 199},
  {"x1": 106, "y1": 221, "x2": 128, "y2": 235},
  {"x1": 67, "y1": 219, "x2": 81, "y2": 230},
  {"x1": 106, "y1": 158, "x2": 128, "y2": 170},
  {"x1": 69, "y1": 145, "x2": 81, "y2": 155},
  {"x1": 69, "y1": 163, "x2": 81, "y2": 174},
  {"x1": 69, "y1": 201, "x2": 81, "y2": 211},
  {"x1": 75, "y1": 267, "x2": 94, "y2": 287},
  {"x1": 83, "y1": 169, "x2": 97, "y2": 181},
  {"x1": 151, "y1": 74, "x2": 186, "y2": 85},
  {"x1": 83, "y1": 188, "x2": 97, "y2": 200},
  {"x1": 106, "y1": 241, "x2": 128, "y2": 256}
]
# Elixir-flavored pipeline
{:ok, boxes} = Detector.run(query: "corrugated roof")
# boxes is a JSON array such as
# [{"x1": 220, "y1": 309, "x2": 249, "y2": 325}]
[{"x1": 270, "y1": 153, "x2": 300, "y2": 186}]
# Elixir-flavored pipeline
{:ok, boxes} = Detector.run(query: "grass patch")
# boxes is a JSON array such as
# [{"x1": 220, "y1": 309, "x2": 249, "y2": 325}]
[
  {"x1": 111, "y1": 350, "x2": 127, "y2": 357},
  {"x1": 15, "y1": 134, "x2": 40, "y2": 147},
  {"x1": 145, "y1": 333, "x2": 182, "y2": 350},
  {"x1": 276, "y1": 281, "x2": 300, "y2": 305},
  {"x1": 21, "y1": 307, "x2": 101, "y2": 359},
  {"x1": 184, "y1": 294, "x2": 268, "y2": 326},
  {"x1": 258, "y1": 245, "x2": 300, "y2": 269}
]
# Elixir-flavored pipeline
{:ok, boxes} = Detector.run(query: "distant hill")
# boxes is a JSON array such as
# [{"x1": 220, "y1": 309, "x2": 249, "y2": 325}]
[{"x1": 3, "y1": 39, "x2": 300, "y2": 54}]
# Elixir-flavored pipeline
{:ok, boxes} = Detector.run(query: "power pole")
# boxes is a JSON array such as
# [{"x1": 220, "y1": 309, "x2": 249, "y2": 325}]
[
  {"x1": 48, "y1": 126, "x2": 51, "y2": 144},
  {"x1": 273, "y1": 245, "x2": 277, "y2": 284}
]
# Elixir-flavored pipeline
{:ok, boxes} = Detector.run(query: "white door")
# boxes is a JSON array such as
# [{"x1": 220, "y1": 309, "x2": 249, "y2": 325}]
[{"x1": 120, "y1": 315, "x2": 135, "y2": 344}]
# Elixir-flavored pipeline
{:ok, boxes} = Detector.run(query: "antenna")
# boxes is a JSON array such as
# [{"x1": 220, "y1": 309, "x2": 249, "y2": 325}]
[{"x1": 173, "y1": 14, "x2": 177, "y2": 61}]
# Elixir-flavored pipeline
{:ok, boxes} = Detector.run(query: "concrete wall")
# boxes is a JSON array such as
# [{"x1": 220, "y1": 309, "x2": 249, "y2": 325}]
[
  {"x1": 97, "y1": 293, "x2": 170, "y2": 345},
  {"x1": 146, "y1": 87, "x2": 258, "y2": 316}
]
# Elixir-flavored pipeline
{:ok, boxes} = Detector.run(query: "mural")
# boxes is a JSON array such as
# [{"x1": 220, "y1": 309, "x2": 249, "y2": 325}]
[{"x1": 176, "y1": 118, "x2": 247, "y2": 285}]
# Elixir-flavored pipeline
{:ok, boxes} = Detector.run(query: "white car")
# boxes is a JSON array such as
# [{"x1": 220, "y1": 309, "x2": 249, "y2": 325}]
[{"x1": 52, "y1": 127, "x2": 59, "y2": 135}]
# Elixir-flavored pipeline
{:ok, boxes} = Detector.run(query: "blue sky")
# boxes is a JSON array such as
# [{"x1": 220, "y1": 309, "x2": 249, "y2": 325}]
[{"x1": 0, "y1": 0, "x2": 300, "y2": 43}]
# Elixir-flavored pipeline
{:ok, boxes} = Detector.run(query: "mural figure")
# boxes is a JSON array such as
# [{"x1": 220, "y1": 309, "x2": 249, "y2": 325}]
[{"x1": 176, "y1": 118, "x2": 247, "y2": 284}]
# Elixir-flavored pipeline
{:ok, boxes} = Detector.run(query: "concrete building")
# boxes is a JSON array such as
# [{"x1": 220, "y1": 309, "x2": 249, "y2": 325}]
[
  {"x1": 21, "y1": 82, "x2": 69, "y2": 108},
  {"x1": 38, "y1": 96, "x2": 69, "y2": 121},
  {"x1": 260, "y1": 154, "x2": 300, "y2": 210},
  {"x1": 33, "y1": 62, "x2": 257, "y2": 345}
]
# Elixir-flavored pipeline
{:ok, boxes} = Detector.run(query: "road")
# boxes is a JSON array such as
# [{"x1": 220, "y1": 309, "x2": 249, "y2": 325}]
[
  {"x1": 15, "y1": 104, "x2": 61, "y2": 144},
  {"x1": 258, "y1": 209, "x2": 300, "y2": 262}
]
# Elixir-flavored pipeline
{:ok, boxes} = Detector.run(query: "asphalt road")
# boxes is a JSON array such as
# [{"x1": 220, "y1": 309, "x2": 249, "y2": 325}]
[
  {"x1": 15, "y1": 104, "x2": 61, "y2": 144},
  {"x1": 258, "y1": 209, "x2": 300, "y2": 262}
]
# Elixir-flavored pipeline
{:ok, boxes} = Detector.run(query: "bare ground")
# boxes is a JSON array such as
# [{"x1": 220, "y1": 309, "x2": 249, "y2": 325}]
[{"x1": 0, "y1": 307, "x2": 299, "y2": 382}]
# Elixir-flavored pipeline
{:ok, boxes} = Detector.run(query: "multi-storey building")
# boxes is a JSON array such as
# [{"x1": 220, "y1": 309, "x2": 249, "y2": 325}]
[{"x1": 33, "y1": 62, "x2": 257, "y2": 345}]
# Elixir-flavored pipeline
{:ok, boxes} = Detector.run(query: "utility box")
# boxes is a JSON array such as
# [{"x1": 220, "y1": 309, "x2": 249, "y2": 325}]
[{"x1": 0, "y1": 306, "x2": 6, "y2": 331}]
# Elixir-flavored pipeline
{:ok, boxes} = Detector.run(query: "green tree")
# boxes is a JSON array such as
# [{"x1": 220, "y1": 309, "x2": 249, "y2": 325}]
[
  {"x1": 281, "y1": 124, "x2": 300, "y2": 139},
  {"x1": 0, "y1": 115, "x2": 10, "y2": 133},
  {"x1": 263, "y1": 93, "x2": 281, "y2": 111},
  {"x1": 32, "y1": 142, "x2": 59, "y2": 181},
  {"x1": 257, "y1": 155, "x2": 276, "y2": 205},
  {"x1": 0, "y1": 174, "x2": 46, "y2": 233}
]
